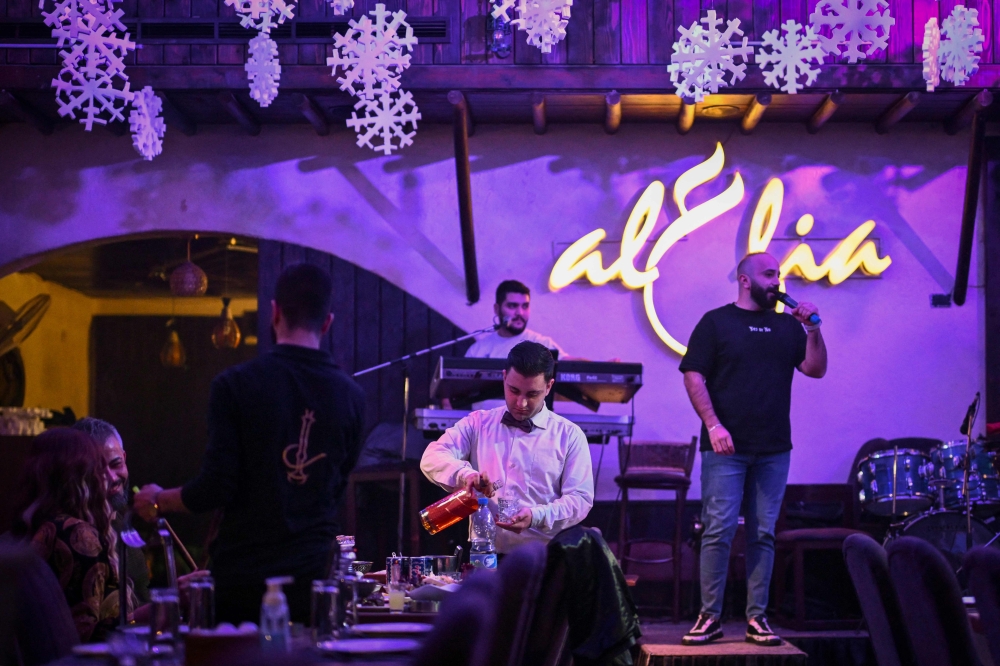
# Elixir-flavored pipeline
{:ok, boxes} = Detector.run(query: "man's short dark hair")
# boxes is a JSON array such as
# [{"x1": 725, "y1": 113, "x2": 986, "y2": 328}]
[
  {"x1": 506, "y1": 341, "x2": 555, "y2": 382},
  {"x1": 495, "y1": 280, "x2": 530, "y2": 305},
  {"x1": 275, "y1": 263, "x2": 334, "y2": 333},
  {"x1": 737, "y1": 252, "x2": 767, "y2": 278},
  {"x1": 71, "y1": 417, "x2": 122, "y2": 447}
]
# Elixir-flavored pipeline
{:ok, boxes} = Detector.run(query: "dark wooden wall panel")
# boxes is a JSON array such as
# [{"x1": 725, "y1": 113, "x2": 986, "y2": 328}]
[
  {"x1": 258, "y1": 240, "x2": 471, "y2": 434},
  {"x1": 986, "y1": 137, "x2": 1000, "y2": 424},
  {"x1": 13, "y1": 0, "x2": 973, "y2": 69}
]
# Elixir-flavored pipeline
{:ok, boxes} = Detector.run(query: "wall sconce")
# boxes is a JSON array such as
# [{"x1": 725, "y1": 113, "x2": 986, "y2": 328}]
[{"x1": 488, "y1": 11, "x2": 513, "y2": 59}]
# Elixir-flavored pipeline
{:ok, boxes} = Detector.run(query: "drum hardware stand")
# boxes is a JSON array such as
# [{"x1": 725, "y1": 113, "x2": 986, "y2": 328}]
[
  {"x1": 353, "y1": 324, "x2": 499, "y2": 555},
  {"x1": 960, "y1": 393, "x2": 981, "y2": 552}
]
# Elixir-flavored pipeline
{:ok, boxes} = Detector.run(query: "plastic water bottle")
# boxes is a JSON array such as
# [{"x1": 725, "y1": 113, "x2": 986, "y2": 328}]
[
  {"x1": 260, "y1": 576, "x2": 292, "y2": 652},
  {"x1": 470, "y1": 498, "x2": 498, "y2": 570}
]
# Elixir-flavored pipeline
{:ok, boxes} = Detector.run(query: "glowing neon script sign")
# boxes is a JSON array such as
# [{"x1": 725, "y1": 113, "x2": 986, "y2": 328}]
[{"x1": 549, "y1": 143, "x2": 892, "y2": 355}]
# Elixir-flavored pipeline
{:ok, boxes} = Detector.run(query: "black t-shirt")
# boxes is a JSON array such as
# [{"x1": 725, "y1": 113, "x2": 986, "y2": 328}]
[
  {"x1": 182, "y1": 344, "x2": 366, "y2": 585},
  {"x1": 678, "y1": 304, "x2": 807, "y2": 454}
]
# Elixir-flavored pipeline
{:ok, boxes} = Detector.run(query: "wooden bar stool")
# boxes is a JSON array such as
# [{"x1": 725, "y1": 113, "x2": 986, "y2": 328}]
[{"x1": 614, "y1": 437, "x2": 698, "y2": 622}]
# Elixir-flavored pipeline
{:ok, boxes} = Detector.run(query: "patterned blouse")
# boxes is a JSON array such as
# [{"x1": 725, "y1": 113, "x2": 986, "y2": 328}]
[{"x1": 30, "y1": 515, "x2": 133, "y2": 643}]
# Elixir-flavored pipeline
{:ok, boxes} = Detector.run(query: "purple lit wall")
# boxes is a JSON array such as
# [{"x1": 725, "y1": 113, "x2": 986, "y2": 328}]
[{"x1": 0, "y1": 123, "x2": 984, "y2": 499}]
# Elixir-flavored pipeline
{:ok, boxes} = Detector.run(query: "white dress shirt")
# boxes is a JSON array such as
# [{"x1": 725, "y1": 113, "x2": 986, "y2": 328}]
[
  {"x1": 465, "y1": 329, "x2": 567, "y2": 359},
  {"x1": 420, "y1": 404, "x2": 594, "y2": 552}
]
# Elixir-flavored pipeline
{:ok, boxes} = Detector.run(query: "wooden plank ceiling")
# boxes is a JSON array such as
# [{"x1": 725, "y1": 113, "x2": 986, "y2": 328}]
[{"x1": 0, "y1": 0, "x2": 997, "y2": 129}]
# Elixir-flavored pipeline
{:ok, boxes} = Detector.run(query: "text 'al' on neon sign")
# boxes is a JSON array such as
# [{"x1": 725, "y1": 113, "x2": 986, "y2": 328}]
[{"x1": 548, "y1": 143, "x2": 892, "y2": 355}]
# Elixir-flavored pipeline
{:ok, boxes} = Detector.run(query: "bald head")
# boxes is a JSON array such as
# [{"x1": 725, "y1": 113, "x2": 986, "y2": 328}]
[{"x1": 736, "y1": 252, "x2": 781, "y2": 311}]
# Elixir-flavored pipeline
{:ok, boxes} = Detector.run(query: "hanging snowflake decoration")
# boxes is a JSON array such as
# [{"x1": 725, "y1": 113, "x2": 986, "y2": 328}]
[
  {"x1": 51, "y1": 56, "x2": 133, "y2": 130},
  {"x1": 224, "y1": 0, "x2": 295, "y2": 34},
  {"x1": 328, "y1": 0, "x2": 353, "y2": 15},
  {"x1": 128, "y1": 86, "x2": 166, "y2": 161},
  {"x1": 809, "y1": 0, "x2": 894, "y2": 63},
  {"x1": 245, "y1": 33, "x2": 281, "y2": 106},
  {"x1": 327, "y1": 3, "x2": 417, "y2": 101},
  {"x1": 42, "y1": 0, "x2": 136, "y2": 130},
  {"x1": 939, "y1": 5, "x2": 983, "y2": 86},
  {"x1": 511, "y1": 0, "x2": 572, "y2": 53},
  {"x1": 922, "y1": 17, "x2": 940, "y2": 91},
  {"x1": 346, "y1": 88, "x2": 421, "y2": 155},
  {"x1": 492, "y1": 0, "x2": 515, "y2": 21},
  {"x1": 668, "y1": 11, "x2": 753, "y2": 102},
  {"x1": 758, "y1": 20, "x2": 824, "y2": 94}
]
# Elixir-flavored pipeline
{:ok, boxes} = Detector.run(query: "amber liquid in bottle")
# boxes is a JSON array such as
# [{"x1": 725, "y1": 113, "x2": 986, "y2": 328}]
[{"x1": 419, "y1": 480, "x2": 503, "y2": 535}]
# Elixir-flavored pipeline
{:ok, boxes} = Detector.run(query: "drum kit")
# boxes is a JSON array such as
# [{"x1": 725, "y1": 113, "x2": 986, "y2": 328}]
[{"x1": 856, "y1": 393, "x2": 1000, "y2": 573}]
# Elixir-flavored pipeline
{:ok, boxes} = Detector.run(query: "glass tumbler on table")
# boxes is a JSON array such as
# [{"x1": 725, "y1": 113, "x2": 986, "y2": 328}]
[
  {"x1": 186, "y1": 577, "x2": 215, "y2": 630},
  {"x1": 149, "y1": 588, "x2": 181, "y2": 657},
  {"x1": 388, "y1": 559, "x2": 406, "y2": 612},
  {"x1": 310, "y1": 580, "x2": 339, "y2": 644}
]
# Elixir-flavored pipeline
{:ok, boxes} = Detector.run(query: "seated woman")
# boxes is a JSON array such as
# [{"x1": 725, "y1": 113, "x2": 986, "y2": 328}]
[{"x1": 11, "y1": 428, "x2": 135, "y2": 643}]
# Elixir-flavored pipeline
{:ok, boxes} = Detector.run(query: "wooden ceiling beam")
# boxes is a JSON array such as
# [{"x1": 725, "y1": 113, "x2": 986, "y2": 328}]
[
  {"x1": 875, "y1": 91, "x2": 921, "y2": 134},
  {"x1": 604, "y1": 90, "x2": 621, "y2": 134},
  {"x1": 160, "y1": 92, "x2": 197, "y2": 136},
  {"x1": 447, "y1": 90, "x2": 479, "y2": 305},
  {"x1": 677, "y1": 97, "x2": 695, "y2": 135},
  {"x1": 954, "y1": 109, "x2": 987, "y2": 306},
  {"x1": 531, "y1": 92, "x2": 546, "y2": 135},
  {"x1": 946, "y1": 90, "x2": 993, "y2": 136},
  {"x1": 0, "y1": 89, "x2": 53, "y2": 135},
  {"x1": 807, "y1": 91, "x2": 845, "y2": 134},
  {"x1": 740, "y1": 93, "x2": 771, "y2": 135},
  {"x1": 297, "y1": 93, "x2": 329, "y2": 136},
  {"x1": 218, "y1": 92, "x2": 260, "y2": 136}
]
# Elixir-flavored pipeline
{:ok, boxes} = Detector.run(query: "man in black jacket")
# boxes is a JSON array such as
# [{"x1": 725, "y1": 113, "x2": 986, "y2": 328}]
[{"x1": 135, "y1": 263, "x2": 366, "y2": 623}]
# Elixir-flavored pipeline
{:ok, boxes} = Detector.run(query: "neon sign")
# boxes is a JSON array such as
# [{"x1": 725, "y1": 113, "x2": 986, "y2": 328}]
[{"x1": 549, "y1": 143, "x2": 892, "y2": 355}]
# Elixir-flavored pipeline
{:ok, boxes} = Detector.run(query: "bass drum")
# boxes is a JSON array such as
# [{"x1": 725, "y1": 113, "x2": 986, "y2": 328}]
[{"x1": 888, "y1": 511, "x2": 999, "y2": 583}]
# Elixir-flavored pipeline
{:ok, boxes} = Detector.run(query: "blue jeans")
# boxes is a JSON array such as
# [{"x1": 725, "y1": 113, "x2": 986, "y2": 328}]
[{"x1": 699, "y1": 450, "x2": 790, "y2": 619}]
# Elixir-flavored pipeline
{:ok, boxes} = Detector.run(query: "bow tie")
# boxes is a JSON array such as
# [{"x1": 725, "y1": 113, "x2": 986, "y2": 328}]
[{"x1": 501, "y1": 411, "x2": 534, "y2": 433}]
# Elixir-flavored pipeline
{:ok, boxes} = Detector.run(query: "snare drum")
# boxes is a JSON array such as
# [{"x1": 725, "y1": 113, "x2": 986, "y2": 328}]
[
  {"x1": 857, "y1": 449, "x2": 933, "y2": 516},
  {"x1": 929, "y1": 440, "x2": 1000, "y2": 512}
]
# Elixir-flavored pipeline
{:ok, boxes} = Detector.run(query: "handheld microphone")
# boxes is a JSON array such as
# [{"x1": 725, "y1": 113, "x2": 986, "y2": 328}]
[
  {"x1": 960, "y1": 392, "x2": 981, "y2": 436},
  {"x1": 774, "y1": 293, "x2": 822, "y2": 325}
]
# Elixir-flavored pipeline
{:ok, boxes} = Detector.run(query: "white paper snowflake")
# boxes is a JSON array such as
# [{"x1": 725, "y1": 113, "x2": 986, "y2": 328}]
[
  {"x1": 809, "y1": 0, "x2": 894, "y2": 63},
  {"x1": 922, "y1": 17, "x2": 940, "y2": 91},
  {"x1": 42, "y1": 0, "x2": 125, "y2": 47},
  {"x1": 328, "y1": 0, "x2": 353, "y2": 15},
  {"x1": 51, "y1": 54, "x2": 133, "y2": 130},
  {"x1": 60, "y1": 11, "x2": 134, "y2": 79},
  {"x1": 224, "y1": 0, "x2": 294, "y2": 34},
  {"x1": 128, "y1": 86, "x2": 166, "y2": 161},
  {"x1": 939, "y1": 5, "x2": 983, "y2": 86},
  {"x1": 668, "y1": 11, "x2": 753, "y2": 102},
  {"x1": 245, "y1": 33, "x2": 281, "y2": 106},
  {"x1": 491, "y1": 0, "x2": 515, "y2": 21},
  {"x1": 346, "y1": 89, "x2": 421, "y2": 155},
  {"x1": 327, "y1": 3, "x2": 417, "y2": 100},
  {"x1": 758, "y1": 20, "x2": 824, "y2": 94},
  {"x1": 511, "y1": 0, "x2": 572, "y2": 53}
]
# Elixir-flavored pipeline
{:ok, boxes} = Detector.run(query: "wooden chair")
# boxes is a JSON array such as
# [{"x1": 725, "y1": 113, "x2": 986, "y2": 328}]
[
  {"x1": 614, "y1": 437, "x2": 697, "y2": 622},
  {"x1": 345, "y1": 459, "x2": 422, "y2": 556},
  {"x1": 772, "y1": 483, "x2": 864, "y2": 630}
]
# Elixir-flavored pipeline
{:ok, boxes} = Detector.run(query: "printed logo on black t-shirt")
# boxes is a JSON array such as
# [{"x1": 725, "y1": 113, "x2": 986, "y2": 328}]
[
  {"x1": 282, "y1": 409, "x2": 327, "y2": 485},
  {"x1": 748, "y1": 326, "x2": 772, "y2": 333}
]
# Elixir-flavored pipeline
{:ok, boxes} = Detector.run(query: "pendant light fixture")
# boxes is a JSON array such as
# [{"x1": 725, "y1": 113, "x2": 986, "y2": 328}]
[
  {"x1": 160, "y1": 318, "x2": 186, "y2": 368},
  {"x1": 211, "y1": 242, "x2": 241, "y2": 349},
  {"x1": 170, "y1": 237, "x2": 208, "y2": 297}
]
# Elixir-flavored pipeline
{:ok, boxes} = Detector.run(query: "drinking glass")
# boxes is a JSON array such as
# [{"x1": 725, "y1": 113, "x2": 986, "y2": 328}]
[
  {"x1": 186, "y1": 577, "x2": 215, "y2": 630},
  {"x1": 388, "y1": 559, "x2": 406, "y2": 612},
  {"x1": 498, "y1": 498, "x2": 520, "y2": 524},
  {"x1": 310, "y1": 580, "x2": 339, "y2": 644},
  {"x1": 148, "y1": 588, "x2": 181, "y2": 657}
]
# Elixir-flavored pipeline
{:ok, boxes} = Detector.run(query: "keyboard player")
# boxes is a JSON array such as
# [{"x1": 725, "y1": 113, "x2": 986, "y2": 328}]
[{"x1": 465, "y1": 280, "x2": 568, "y2": 359}]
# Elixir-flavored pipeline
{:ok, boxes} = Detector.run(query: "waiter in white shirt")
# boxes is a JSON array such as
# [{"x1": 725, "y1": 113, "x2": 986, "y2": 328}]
[
  {"x1": 421, "y1": 341, "x2": 594, "y2": 552},
  {"x1": 465, "y1": 280, "x2": 567, "y2": 359}
]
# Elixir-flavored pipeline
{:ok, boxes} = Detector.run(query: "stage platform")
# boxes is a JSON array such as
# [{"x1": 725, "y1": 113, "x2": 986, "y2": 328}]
[{"x1": 637, "y1": 620, "x2": 875, "y2": 666}]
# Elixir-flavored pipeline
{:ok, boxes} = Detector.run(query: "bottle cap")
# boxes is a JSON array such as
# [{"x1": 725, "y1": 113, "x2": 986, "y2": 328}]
[{"x1": 478, "y1": 497, "x2": 488, "y2": 506}]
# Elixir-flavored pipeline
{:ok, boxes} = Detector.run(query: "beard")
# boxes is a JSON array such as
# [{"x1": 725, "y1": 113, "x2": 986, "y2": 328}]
[
  {"x1": 502, "y1": 317, "x2": 527, "y2": 335},
  {"x1": 749, "y1": 280, "x2": 778, "y2": 310},
  {"x1": 109, "y1": 485, "x2": 129, "y2": 513}
]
